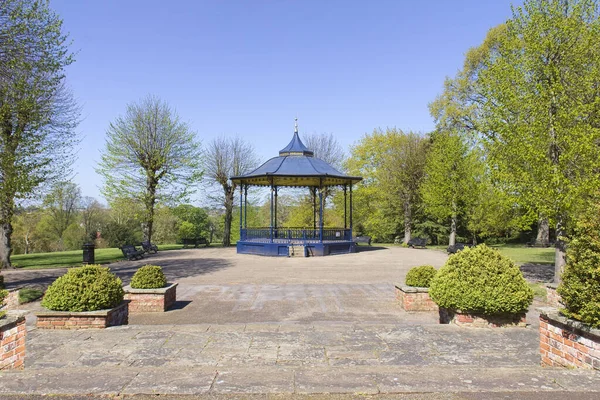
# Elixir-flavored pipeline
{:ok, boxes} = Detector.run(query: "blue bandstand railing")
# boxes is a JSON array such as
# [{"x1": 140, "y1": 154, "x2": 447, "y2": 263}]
[{"x1": 240, "y1": 227, "x2": 352, "y2": 243}]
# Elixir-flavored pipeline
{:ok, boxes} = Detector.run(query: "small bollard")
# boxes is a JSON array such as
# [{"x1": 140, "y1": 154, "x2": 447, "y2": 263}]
[{"x1": 82, "y1": 243, "x2": 95, "y2": 265}]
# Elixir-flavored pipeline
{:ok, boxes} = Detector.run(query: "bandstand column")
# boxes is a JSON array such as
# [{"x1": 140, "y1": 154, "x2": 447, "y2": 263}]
[
  {"x1": 312, "y1": 187, "x2": 316, "y2": 231},
  {"x1": 270, "y1": 185, "x2": 274, "y2": 243},
  {"x1": 319, "y1": 188, "x2": 324, "y2": 242},
  {"x1": 343, "y1": 184, "x2": 347, "y2": 230},
  {"x1": 349, "y1": 183, "x2": 353, "y2": 235},
  {"x1": 239, "y1": 185, "x2": 243, "y2": 233},
  {"x1": 274, "y1": 186, "x2": 278, "y2": 238},
  {"x1": 244, "y1": 185, "x2": 248, "y2": 229}
]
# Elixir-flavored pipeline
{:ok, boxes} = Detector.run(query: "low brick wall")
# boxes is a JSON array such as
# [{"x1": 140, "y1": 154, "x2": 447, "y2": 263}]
[
  {"x1": 2, "y1": 288, "x2": 21, "y2": 310},
  {"x1": 124, "y1": 283, "x2": 177, "y2": 313},
  {"x1": 1, "y1": 313, "x2": 26, "y2": 370},
  {"x1": 439, "y1": 308, "x2": 527, "y2": 328},
  {"x1": 394, "y1": 284, "x2": 438, "y2": 312},
  {"x1": 539, "y1": 308, "x2": 600, "y2": 370},
  {"x1": 545, "y1": 283, "x2": 563, "y2": 308},
  {"x1": 36, "y1": 301, "x2": 129, "y2": 329}
]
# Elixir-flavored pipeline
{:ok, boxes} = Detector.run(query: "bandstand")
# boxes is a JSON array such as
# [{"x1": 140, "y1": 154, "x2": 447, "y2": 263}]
[{"x1": 230, "y1": 120, "x2": 362, "y2": 257}]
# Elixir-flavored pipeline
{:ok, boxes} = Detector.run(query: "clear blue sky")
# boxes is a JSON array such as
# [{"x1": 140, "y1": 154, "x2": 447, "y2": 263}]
[{"x1": 52, "y1": 0, "x2": 518, "y2": 203}]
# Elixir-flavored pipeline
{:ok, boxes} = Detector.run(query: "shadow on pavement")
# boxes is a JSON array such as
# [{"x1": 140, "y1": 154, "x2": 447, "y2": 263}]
[
  {"x1": 520, "y1": 263, "x2": 554, "y2": 282},
  {"x1": 355, "y1": 245, "x2": 388, "y2": 253},
  {"x1": 168, "y1": 300, "x2": 192, "y2": 311},
  {"x1": 3, "y1": 256, "x2": 234, "y2": 290}
]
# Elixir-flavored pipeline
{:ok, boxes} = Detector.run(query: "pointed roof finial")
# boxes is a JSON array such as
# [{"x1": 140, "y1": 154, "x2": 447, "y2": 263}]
[{"x1": 294, "y1": 117, "x2": 298, "y2": 134}]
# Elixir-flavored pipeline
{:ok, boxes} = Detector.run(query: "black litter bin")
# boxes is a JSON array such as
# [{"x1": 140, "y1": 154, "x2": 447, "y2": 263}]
[{"x1": 82, "y1": 243, "x2": 95, "y2": 265}]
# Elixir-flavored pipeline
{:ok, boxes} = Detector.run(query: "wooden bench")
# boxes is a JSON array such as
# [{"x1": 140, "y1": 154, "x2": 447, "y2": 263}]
[
  {"x1": 182, "y1": 237, "x2": 209, "y2": 248},
  {"x1": 353, "y1": 236, "x2": 372, "y2": 246},
  {"x1": 121, "y1": 245, "x2": 145, "y2": 260},
  {"x1": 141, "y1": 241, "x2": 158, "y2": 254},
  {"x1": 407, "y1": 237, "x2": 427, "y2": 248},
  {"x1": 447, "y1": 243, "x2": 474, "y2": 254}
]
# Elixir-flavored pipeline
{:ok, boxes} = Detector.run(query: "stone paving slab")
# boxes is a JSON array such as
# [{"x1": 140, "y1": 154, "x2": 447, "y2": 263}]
[
  {"x1": 22, "y1": 323, "x2": 541, "y2": 370},
  {"x1": 2, "y1": 366, "x2": 600, "y2": 395}
]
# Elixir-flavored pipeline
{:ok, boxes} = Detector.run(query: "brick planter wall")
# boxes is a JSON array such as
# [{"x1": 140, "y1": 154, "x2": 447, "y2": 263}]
[
  {"x1": 36, "y1": 301, "x2": 129, "y2": 329},
  {"x1": 545, "y1": 283, "x2": 563, "y2": 308},
  {"x1": 394, "y1": 284, "x2": 438, "y2": 312},
  {"x1": 539, "y1": 307, "x2": 600, "y2": 370},
  {"x1": 2, "y1": 288, "x2": 21, "y2": 310},
  {"x1": 439, "y1": 308, "x2": 527, "y2": 328},
  {"x1": 124, "y1": 283, "x2": 177, "y2": 313},
  {"x1": 1, "y1": 313, "x2": 26, "y2": 370}
]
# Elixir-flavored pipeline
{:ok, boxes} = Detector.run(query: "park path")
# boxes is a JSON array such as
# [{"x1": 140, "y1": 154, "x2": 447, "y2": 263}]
[{"x1": 2, "y1": 246, "x2": 598, "y2": 396}]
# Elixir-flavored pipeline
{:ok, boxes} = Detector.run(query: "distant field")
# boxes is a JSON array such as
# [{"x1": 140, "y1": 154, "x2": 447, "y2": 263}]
[
  {"x1": 11, "y1": 244, "x2": 185, "y2": 270},
  {"x1": 378, "y1": 243, "x2": 555, "y2": 266}
]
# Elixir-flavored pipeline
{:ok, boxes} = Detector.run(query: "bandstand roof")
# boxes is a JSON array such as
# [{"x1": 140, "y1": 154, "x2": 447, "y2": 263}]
[{"x1": 230, "y1": 121, "x2": 362, "y2": 187}]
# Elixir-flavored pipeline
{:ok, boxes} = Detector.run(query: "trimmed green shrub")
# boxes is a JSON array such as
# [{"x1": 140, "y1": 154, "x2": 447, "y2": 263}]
[
  {"x1": 405, "y1": 265, "x2": 437, "y2": 287},
  {"x1": 41, "y1": 265, "x2": 124, "y2": 312},
  {"x1": 130, "y1": 265, "x2": 167, "y2": 289},
  {"x1": 429, "y1": 244, "x2": 533, "y2": 315},
  {"x1": 558, "y1": 207, "x2": 600, "y2": 328}
]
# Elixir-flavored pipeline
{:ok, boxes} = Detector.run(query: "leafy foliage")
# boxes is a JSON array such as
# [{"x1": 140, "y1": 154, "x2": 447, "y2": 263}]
[
  {"x1": 41, "y1": 265, "x2": 124, "y2": 312},
  {"x1": 130, "y1": 265, "x2": 167, "y2": 289},
  {"x1": 405, "y1": 265, "x2": 437, "y2": 288},
  {"x1": 345, "y1": 128, "x2": 428, "y2": 243},
  {"x1": 203, "y1": 137, "x2": 258, "y2": 247},
  {"x1": 558, "y1": 203, "x2": 600, "y2": 328},
  {"x1": 420, "y1": 131, "x2": 483, "y2": 245},
  {"x1": 172, "y1": 204, "x2": 209, "y2": 239},
  {"x1": 97, "y1": 95, "x2": 202, "y2": 244},
  {"x1": 0, "y1": 0, "x2": 79, "y2": 268},
  {"x1": 102, "y1": 221, "x2": 141, "y2": 248},
  {"x1": 429, "y1": 245, "x2": 533, "y2": 315}
]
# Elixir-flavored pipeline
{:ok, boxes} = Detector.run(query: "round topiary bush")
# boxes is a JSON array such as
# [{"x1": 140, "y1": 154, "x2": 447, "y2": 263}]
[
  {"x1": 557, "y1": 207, "x2": 600, "y2": 328},
  {"x1": 429, "y1": 244, "x2": 533, "y2": 315},
  {"x1": 130, "y1": 265, "x2": 167, "y2": 289},
  {"x1": 405, "y1": 265, "x2": 437, "y2": 287},
  {"x1": 41, "y1": 265, "x2": 124, "y2": 312}
]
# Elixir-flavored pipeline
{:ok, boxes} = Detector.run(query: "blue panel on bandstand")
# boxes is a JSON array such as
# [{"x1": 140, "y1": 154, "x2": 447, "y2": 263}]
[{"x1": 236, "y1": 241, "x2": 356, "y2": 257}]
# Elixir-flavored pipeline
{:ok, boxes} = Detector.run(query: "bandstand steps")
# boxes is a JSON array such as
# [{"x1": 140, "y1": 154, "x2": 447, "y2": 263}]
[{"x1": 288, "y1": 244, "x2": 307, "y2": 257}]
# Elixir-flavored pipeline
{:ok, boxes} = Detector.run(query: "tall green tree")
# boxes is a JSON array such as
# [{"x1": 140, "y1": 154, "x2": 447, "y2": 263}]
[
  {"x1": 420, "y1": 131, "x2": 483, "y2": 246},
  {"x1": 346, "y1": 128, "x2": 428, "y2": 243},
  {"x1": 0, "y1": 0, "x2": 78, "y2": 268},
  {"x1": 97, "y1": 95, "x2": 202, "y2": 244},
  {"x1": 203, "y1": 137, "x2": 258, "y2": 247},
  {"x1": 475, "y1": 0, "x2": 600, "y2": 281},
  {"x1": 43, "y1": 181, "x2": 81, "y2": 250}
]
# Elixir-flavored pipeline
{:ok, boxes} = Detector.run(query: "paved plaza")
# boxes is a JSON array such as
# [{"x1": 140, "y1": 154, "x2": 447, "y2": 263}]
[{"x1": 1, "y1": 246, "x2": 600, "y2": 397}]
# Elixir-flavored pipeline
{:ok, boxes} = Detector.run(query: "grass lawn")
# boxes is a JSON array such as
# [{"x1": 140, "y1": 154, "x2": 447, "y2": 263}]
[{"x1": 11, "y1": 244, "x2": 185, "y2": 270}]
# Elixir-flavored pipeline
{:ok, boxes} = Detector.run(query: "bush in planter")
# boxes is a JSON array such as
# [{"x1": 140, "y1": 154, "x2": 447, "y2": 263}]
[
  {"x1": 130, "y1": 265, "x2": 167, "y2": 289},
  {"x1": 41, "y1": 265, "x2": 124, "y2": 312},
  {"x1": 405, "y1": 265, "x2": 437, "y2": 287},
  {"x1": 429, "y1": 245, "x2": 533, "y2": 315},
  {"x1": 557, "y1": 207, "x2": 600, "y2": 328}
]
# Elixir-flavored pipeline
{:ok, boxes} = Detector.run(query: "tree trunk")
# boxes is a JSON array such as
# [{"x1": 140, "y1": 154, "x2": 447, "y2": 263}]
[
  {"x1": 554, "y1": 216, "x2": 567, "y2": 284},
  {"x1": 449, "y1": 201, "x2": 457, "y2": 246},
  {"x1": 403, "y1": 199, "x2": 412, "y2": 244},
  {"x1": 223, "y1": 186, "x2": 234, "y2": 247},
  {"x1": 143, "y1": 175, "x2": 157, "y2": 243},
  {"x1": 536, "y1": 216, "x2": 550, "y2": 245},
  {"x1": 0, "y1": 222, "x2": 13, "y2": 269}
]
